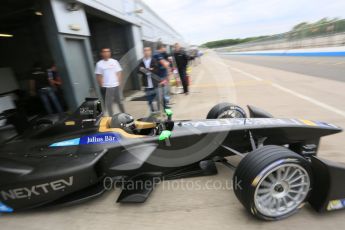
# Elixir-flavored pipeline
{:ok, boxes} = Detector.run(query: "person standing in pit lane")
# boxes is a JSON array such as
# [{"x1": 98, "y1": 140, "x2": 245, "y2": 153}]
[
  {"x1": 153, "y1": 42, "x2": 171, "y2": 109},
  {"x1": 95, "y1": 47, "x2": 125, "y2": 115},
  {"x1": 138, "y1": 46, "x2": 161, "y2": 112},
  {"x1": 173, "y1": 43, "x2": 189, "y2": 95}
]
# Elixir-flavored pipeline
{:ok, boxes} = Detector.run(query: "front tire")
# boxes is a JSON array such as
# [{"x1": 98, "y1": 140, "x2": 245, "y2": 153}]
[
  {"x1": 233, "y1": 145, "x2": 312, "y2": 220},
  {"x1": 206, "y1": 102, "x2": 246, "y2": 119}
]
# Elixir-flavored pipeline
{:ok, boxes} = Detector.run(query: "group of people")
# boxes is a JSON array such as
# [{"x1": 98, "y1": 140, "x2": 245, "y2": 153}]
[
  {"x1": 138, "y1": 42, "x2": 190, "y2": 112},
  {"x1": 29, "y1": 42, "x2": 193, "y2": 117},
  {"x1": 95, "y1": 42, "x2": 192, "y2": 116},
  {"x1": 30, "y1": 42, "x2": 194, "y2": 117}
]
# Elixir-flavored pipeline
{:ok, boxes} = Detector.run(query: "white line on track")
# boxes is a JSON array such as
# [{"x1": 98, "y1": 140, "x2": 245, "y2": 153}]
[
  {"x1": 271, "y1": 83, "x2": 345, "y2": 118},
  {"x1": 229, "y1": 65, "x2": 345, "y2": 118}
]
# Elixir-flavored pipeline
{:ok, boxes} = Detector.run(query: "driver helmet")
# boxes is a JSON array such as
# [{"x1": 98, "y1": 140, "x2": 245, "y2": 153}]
[{"x1": 110, "y1": 113, "x2": 136, "y2": 133}]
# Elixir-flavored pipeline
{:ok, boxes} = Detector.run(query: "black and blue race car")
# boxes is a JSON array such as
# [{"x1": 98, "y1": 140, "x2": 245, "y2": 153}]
[{"x1": 1, "y1": 98, "x2": 345, "y2": 221}]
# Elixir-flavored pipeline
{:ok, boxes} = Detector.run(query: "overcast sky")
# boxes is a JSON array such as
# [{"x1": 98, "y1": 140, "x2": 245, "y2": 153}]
[{"x1": 143, "y1": 0, "x2": 345, "y2": 45}]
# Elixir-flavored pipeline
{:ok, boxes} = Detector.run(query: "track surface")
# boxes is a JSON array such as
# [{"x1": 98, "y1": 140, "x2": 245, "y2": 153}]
[
  {"x1": 221, "y1": 55, "x2": 345, "y2": 82},
  {"x1": 2, "y1": 52, "x2": 345, "y2": 230}
]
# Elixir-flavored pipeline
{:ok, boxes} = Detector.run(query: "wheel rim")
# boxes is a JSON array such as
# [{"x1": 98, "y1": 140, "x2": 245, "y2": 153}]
[
  {"x1": 218, "y1": 109, "x2": 244, "y2": 118},
  {"x1": 254, "y1": 163, "x2": 310, "y2": 218}
]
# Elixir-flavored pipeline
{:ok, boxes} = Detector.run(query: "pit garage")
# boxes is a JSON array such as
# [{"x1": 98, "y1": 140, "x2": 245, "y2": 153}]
[
  {"x1": 0, "y1": 0, "x2": 65, "y2": 143},
  {"x1": 0, "y1": 0, "x2": 59, "y2": 111}
]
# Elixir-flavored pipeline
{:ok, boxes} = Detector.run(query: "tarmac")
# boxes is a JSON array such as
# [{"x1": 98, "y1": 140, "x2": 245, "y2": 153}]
[{"x1": 2, "y1": 50, "x2": 345, "y2": 230}]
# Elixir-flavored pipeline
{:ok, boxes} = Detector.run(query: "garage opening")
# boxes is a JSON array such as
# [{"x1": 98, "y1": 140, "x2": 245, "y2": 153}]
[{"x1": 0, "y1": 0, "x2": 66, "y2": 142}]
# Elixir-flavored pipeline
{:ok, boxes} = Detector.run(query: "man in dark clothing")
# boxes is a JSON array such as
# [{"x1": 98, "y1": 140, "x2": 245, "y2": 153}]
[
  {"x1": 29, "y1": 63, "x2": 63, "y2": 114},
  {"x1": 47, "y1": 64, "x2": 66, "y2": 109},
  {"x1": 173, "y1": 43, "x2": 189, "y2": 95},
  {"x1": 138, "y1": 47, "x2": 161, "y2": 112},
  {"x1": 153, "y1": 43, "x2": 171, "y2": 109}
]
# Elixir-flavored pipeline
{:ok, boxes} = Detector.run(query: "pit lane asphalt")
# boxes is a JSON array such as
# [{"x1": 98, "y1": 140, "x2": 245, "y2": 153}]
[{"x1": 2, "y1": 50, "x2": 345, "y2": 230}]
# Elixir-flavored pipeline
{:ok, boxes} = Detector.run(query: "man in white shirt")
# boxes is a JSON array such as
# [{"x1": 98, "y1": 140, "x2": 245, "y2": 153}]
[{"x1": 95, "y1": 48, "x2": 125, "y2": 115}]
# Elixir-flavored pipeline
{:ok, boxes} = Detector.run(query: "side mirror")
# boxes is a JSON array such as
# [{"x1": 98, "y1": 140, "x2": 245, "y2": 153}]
[{"x1": 247, "y1": 105, "x2": 273, "y2": 118}]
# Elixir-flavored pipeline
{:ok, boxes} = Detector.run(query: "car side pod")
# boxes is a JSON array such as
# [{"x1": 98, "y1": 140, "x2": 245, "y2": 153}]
[{"x1": 309, "y1": 156, "x2": 345, "y2": 212}]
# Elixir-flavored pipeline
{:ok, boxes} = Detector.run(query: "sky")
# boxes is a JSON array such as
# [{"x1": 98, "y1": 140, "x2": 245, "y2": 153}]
[{"x1": 143, "y1": 0, "x2": 345, "y2": 45}]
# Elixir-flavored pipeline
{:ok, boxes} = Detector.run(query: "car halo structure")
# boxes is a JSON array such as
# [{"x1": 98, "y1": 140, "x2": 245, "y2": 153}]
[{"x1": 1, "y1": 98, "x2": 345, "y2": 221}]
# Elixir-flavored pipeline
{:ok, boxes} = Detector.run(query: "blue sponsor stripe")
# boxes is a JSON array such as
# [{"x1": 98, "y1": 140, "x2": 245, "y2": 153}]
[
  {"x1": 79, "y1": 132, "x2": 121, "y2": 145},
  {"x1": 50, "y1": 132, "x2": 121, "y2": 147},
  {"x1": 223, "y1": 51, "x2": 345, "y2": 56},
  {"x1": 0, "y1": 202, "x2": 13, "y2": 213},
  {"x1": 50, "y1": 138, "x2": 81, "y2": 147}
]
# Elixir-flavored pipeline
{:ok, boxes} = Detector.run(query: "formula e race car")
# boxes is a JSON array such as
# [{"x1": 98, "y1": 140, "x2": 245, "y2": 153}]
[{"x1": 1, "y1": 98, "x2": 345, "y2": 221}]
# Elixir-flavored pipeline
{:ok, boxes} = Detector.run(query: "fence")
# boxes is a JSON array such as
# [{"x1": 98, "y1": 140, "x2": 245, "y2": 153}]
[{"x1": 218, "y1": 19, "x2": 345, "y2": 52}]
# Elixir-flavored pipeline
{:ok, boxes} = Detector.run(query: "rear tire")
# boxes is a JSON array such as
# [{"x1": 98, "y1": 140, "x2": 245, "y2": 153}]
[
  {"x1": 233, "y1": 145, "x2": 312, "y2": 220},
  {"x1": 206, "y1": 103, "x2": 246, "y2": 119}
]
